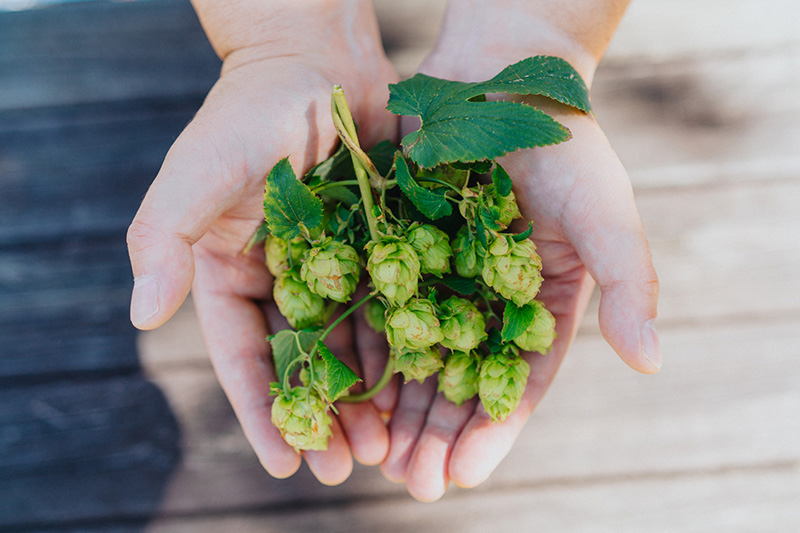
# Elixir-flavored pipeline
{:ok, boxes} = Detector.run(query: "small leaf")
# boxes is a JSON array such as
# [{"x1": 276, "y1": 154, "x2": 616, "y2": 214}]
[
  {"x1": 318, "y1": 184, "x2": 359, "y2": 205},
  {"x1": 317, "y1": 340, "x2": 361, "y2": 401},
  {"x1": 306, "y1": 143, "x2": 350, "y2": 183},
  {"x1": 394, "y1": 152, "x2": 452, "y2": 220},
  {"x1": 491, "y1": 164, "x2": 513, "y2": 197},
  {"x1": 263, "y1": 158, "x2": 323, "y2": 240},
  {"x1": 368, "y1": 140, "x2": 397, "y2": 176},
  {"x1": 485, "y1": 327, "x2": 504, "y2": 353},
  {"x1": 475, "y1": 213, "x2": 488, "y2": 249},
  {"x1": 437, "y1": 275, "x2": 477, "y2": 295},
  {"x1": 512, "y1": 221, "x2": 534, "y2": 242},
  {"x1": 501, "y1": 301, "x2": 536, "y2": 342},
  {"x1": 387, "y1": 56, "x2": 590, "y2": 168},
  {"x1": 479, "y1": 205, "x2": 503, "y2": 232},
  {"x1": 242, "y1": 221, "x2": 271, "y2": 255},
  {"x1": 269, "y1": 329, "x2": 322, "y2": 389}
]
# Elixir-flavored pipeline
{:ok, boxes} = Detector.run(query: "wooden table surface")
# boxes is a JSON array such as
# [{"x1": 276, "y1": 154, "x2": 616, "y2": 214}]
[{"x1": 1, "y1": 1, "x2": 798, "y2": 531}]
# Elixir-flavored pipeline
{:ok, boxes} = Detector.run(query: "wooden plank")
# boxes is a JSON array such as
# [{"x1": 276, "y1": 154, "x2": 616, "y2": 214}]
[
  {"x1": 0, "y1": 375, "x2": 181, "y2": 529},
  {"x1": 0, "y1": 101, "x2": 205, "y2": 245},
  {"x1": 0, "y1": 0, "x2": 220, "y2": 111},
  {"x1": 593, "y1": 48, "x2": 800, "y2": 190},
  {"x1": 135, "y1": 315, "x2": 800, "y2": 515},
  {"x1": 147, "y1": 468, "x2": 800, "y2": 533}
]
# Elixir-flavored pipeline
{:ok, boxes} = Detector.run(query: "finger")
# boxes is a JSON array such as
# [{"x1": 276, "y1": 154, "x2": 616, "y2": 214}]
[
  {"x1": 323, "y1": 316, "x2": 389, "y2": 466},
  {"x1": 192, "y1": 248, "x2": 301, "y2": 479},
  {"x1": 352, "y1": 294, "x2": 398, "y2": 416},
  {"x1": 380, "y1": 377, "x2": 438, "y2": 483},
  {"x1": 448, "y1": 271, "x2": 594, "y2": 488},
  {"x1": 127, "y1": 113, "x2": 249, "y2": 330},
  {"x1": 404, "y1": 393, "x2": 477, "y2": 502}
]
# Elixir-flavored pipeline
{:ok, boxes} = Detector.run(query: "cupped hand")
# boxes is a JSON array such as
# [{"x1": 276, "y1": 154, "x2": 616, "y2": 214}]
[
  {"x1": 126, "y1": 13, "x2": 400, "y2": 484},
  {"x1": 380, "y1": 52, "x2": 660, "y2": 501}
]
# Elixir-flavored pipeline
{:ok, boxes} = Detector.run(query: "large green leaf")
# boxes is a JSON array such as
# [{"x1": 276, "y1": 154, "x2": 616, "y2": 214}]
[
  {"x1": 317, "y1": 341, "x2": 361, "y2": 401},
  {"x1": 394, "y1": 153, "x2": 452, "y2": 220},
  {"x1": 387, "y1": 56, "x2": 591, "y2": 168},
  {"x1": 263, "y1": 157, "x2": 323, "y2": 239}
]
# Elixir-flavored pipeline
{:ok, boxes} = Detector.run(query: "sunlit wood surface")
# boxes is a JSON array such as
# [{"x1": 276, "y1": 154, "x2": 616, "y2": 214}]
[{"x1": 1, "y1": 1, "x2": 798, "y2": 531}]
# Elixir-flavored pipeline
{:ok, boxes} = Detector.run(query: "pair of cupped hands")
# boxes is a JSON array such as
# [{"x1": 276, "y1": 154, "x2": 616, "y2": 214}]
[{"x1": 126, "y1": 4, "x2": 660, "y2": 502}]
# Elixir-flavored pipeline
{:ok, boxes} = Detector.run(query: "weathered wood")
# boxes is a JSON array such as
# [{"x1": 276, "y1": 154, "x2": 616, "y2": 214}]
[
  {"x1": 0, "y1": 0, "x2": 220, "y2": 111},
  {"x1": 147, "y1": 468, "x2": 800, "y2": 532},
  {"x1": 0, "y1": 375, "x2": 181, "y2": 529}
]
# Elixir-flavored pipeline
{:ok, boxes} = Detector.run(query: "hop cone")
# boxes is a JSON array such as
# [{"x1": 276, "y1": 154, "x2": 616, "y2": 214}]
[
  {"x1": 366, "y1": 237, "x2": 420, "y2": 307},
  {"x1": 271, "y1": 387, "x2": 332, "y2": 451},
  {"x1": 300, "y1": 237, "x2": 361, "y2": 303},
  {"x1": 452, "y1": 225, "x2": 484, "y2": 279},
  {"x1": 478, "y1": 347, "x2": 530, "y2": 422},
  {"x1": 363, "y1": 297, "x2": 388, "y2": 333},
  {"x1": 485, "y1": 184, "x2": 522, "y2": 227},
  {"x1": 438, "y1": 350, "x2": 481, "y2": 405},
  {"x1": 265, "y1": 236, "x2": 309, "y2": 277},
  {"x1": 406, "y1": 224, "x2": 452, "y2": 277},
  {"x1": 482, "y1": 236, "x2": 543, "y2": 307},
  {"x1": 438, "y1": 297, "x2": 487, "y2": 352},
  {"x1": 385, "y1": 298, "x2": 443, "y2": 352},
  {"x1": 393, "y1": 346, "x2": 443, "y2": 384},
  {"x1": 513, "y1": 299, "x2": 557, "y2": 354},
  {"x1": 273, "y1": 268, "x2": 326, "y2": 330}
]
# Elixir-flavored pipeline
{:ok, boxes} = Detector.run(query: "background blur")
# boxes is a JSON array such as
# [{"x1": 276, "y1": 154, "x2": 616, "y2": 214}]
[{"x1": 1, "y1": 0, "x2": 799, "y2": 531}]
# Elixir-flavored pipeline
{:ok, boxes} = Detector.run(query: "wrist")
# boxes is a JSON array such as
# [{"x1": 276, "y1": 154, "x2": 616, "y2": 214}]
[
  {"x1": 430, "y1": 0, "x2": 628, "y2": 87},
  {"x1": 191, "y1": 0, "x2": 380, "y2": 61}
]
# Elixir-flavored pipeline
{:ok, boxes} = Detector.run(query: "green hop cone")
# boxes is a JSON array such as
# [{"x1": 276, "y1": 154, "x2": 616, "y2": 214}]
[
  {"x1": 478, "y1": 346, "x2": 530, "y2": 422},
  {"x1": 452, "y1": 225, "x2": 484, "y2": 278},
  {"x1": 438, "y1": 296, "x2": 488, "y2": 352},
  {"x1": 393, "y1": 346, "x2": 443, "y2": 384},
  {"x1": 300, "y1": 237, "x2": 361, "y2": 303},
  {"x1": 485, "y1": 184, "x2": 522, "y2": 227},
  {"x1": 513, "y1": 299, "x2": 557, "y2": 354},
  {"x1": 264, "y1": 236, "x2": 309, "y2": 277},
  {"x1": 385, "y1": 298, "x2": 444, "y2": 352},
  {"x1": 482, "y1": 236, "x2": 543, "y2": 307},
  {"x1": 438, "y1": 350, "x2": 481, "y2": 405},
  {"x1": 406, "y1": 224, "x2": 452, "y2": 277},
  {"x1": 273, "y1": 268, "x2": 327, "y2": 330},
  {"x1": 271, "y1": 387, "x2": 333, "y2": 451},
  {"x1": 366, "y1": 236, "x2": 420, "y2": 307},
  {"x1": 363, "y1": 297, "x2": 388, "y2": 333}
]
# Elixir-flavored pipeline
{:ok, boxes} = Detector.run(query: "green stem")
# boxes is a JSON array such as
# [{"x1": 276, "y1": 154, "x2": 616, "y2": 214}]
[
  {"x1": 338, "y1": 358, "x2": 395, "y2": 403},
  {"x1": 311, "y1": 180, "x2": 361, "y2": 193},
  {"x1": 308, "y1": 291, "x2": 378, "y2": 362},
  {"x1": 416, "y1": 177, "x2": 463, "y2": 195},
  {"x1": 331, "y1": 86, "x2": 380, "y2": 242}
]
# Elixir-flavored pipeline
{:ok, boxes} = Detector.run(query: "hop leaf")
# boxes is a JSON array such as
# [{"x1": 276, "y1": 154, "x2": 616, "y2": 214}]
[
  {"x1": 271, "y1": 387, "x2": 333, "y2": 451},
  {"x1": 263, "y1": 158, "x2": 323, "y2": 240},
  {"x1": 482, "y1": 236, "x2": 543, "y2": 307},
  {"x1": 438, "y1": 350, "x2": 481, "y2": 405},
  {"x1": 387, "y1": 56, "x2": 591, "y2": 168}
]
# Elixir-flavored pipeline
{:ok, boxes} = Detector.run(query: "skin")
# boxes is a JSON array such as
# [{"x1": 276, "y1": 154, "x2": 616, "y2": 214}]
[{"x1": 127, "y1": 0, "x2": 660, "y2": 500}]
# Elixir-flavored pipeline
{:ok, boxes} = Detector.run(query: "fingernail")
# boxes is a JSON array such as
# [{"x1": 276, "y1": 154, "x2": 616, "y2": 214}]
[
  {"x1": 131, "y1": 275, "x2": 160, "y2": 327},
  {"x1": 641, "y1": 319, "x2": 661, "y2": 371}
]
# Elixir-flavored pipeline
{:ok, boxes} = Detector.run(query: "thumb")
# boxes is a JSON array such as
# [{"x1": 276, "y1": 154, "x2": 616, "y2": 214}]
[
  {"x1": 127, "y1": 118, "x2": 244, "y2": 330},
  {"x1": 563, "y1": 136, "x2": 661, "y2": 374}
]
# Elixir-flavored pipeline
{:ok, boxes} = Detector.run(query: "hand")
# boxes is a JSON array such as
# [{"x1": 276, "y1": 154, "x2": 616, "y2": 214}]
[
  {"x1": 379, "y1": 10, "x2": 660, "y2": 501},
  {"x1": 126, "y1": 2, "x2": 399, "y2": 485}
]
